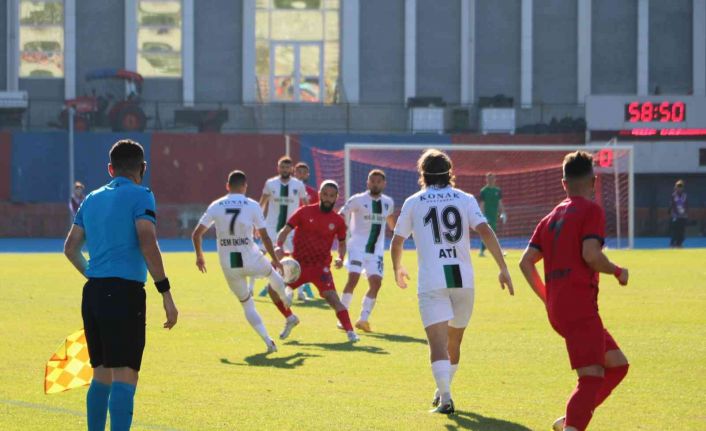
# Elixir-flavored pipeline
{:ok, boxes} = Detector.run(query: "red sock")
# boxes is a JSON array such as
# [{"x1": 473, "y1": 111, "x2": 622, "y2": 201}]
[
  {"x1": 595, "y1": 364, "x2": 629, "y2": 408},
  {"x1": 273, "y1": 299, "x2": 292, "y2": 318},
  {"x1": 565, "y1": 375, "x2": 604, "y2": 431},
  {"x1": 336, "y1": 309, "x2": 353, "y2": 331}
]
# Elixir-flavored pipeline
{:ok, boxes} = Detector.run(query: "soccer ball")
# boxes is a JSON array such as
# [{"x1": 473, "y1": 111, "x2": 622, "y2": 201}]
[{"x1": 279, "y1": 257, "x2": 302, "y2": 284}]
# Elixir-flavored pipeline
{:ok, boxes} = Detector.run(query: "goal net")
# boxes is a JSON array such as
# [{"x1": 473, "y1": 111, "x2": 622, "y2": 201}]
[{"x1": 310, "y1": 143, "x2": 634, "y2": 249}]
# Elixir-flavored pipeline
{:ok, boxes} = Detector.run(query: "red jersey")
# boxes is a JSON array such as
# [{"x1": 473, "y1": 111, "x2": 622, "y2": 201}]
[
  {"x1": 529, "y1": 196, "x2": 606, "y2": 325},
  {"x1": 287, "y1": 204, "x2": 346, "y2": 267},
  {"x1": 305, "y1": 185, "x2": 319, "y2": 205}
]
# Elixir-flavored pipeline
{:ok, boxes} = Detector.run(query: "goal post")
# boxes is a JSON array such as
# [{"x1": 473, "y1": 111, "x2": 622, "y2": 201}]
[{"x1": 313, "y1": 143, "x2": 635, "y2": 249}]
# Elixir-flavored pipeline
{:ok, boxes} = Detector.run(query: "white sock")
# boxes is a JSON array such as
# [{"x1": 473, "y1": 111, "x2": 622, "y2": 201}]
[
  {"x1": 449, "y1": 363, "x2": 459, "y2": 385},
  {"x1": 359, "y1": 296, "x2": 376, "y2": 322},
  {"x1": 341, "y1": 293, "x2": 353, "y2": 309},
  {"x1": 268, "y1": 269, "x2": 287, "y2": 302},
  {"x1": 431, "y1": 360, "x2": 451, "y2": 404},
  {"x1": 241, "y1": 297, "x2": 270, "y2": 343}
]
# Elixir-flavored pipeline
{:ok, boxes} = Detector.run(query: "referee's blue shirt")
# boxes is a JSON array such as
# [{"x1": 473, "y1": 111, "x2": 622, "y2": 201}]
[{"x1": 74, "y1": 176, "x2": 157, "y2": 283}]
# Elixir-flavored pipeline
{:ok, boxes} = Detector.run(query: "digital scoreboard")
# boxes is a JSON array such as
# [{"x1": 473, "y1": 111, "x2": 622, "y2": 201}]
[{"x1": 586, "y1": 95, "x2": 706, "y2": 137}]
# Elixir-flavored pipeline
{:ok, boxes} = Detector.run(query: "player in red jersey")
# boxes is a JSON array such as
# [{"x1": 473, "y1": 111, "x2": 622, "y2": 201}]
[
  {"x1": 268, "y1": 180, "x2": 359, "y2": 342},
  {"x1": 519, "y1": 151, "x2": 630, "y2": 431}
]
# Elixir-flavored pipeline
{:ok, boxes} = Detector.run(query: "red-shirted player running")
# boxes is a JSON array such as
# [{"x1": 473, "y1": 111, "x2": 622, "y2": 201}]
[
  {"x1": 268, "y1": 180, "x2": 359, "y2": 342},
  {"x1": 519, "y1": 151, "x2": 630, "y2": 431}
]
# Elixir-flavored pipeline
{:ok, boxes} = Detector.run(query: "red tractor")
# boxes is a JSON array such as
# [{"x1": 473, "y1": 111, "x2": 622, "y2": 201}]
[{"x1": 58, "y1": 69, "x2": 147, "y2": 132}]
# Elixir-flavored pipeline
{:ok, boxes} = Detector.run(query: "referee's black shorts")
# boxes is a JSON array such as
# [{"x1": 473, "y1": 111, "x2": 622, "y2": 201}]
[{"x1": 81, "y1": 277, "x2": 146, "y2": 371}]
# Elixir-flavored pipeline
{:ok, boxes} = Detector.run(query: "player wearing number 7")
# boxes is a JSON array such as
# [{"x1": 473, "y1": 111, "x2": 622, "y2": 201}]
[
  {"x1": 192, "y1": 170, "x2": 290, "y2": 354},
  {"x1": 391, "y1": 149, "x2": 514, "y2": 414},
  {"x1": 519, "y1": 151, "x2": 630, "y2": 431}
]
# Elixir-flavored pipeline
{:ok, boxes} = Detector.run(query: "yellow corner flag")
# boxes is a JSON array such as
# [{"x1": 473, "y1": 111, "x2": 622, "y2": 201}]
[{"x1": 44, "y1": 329, "x2": 93, "y2": 394}]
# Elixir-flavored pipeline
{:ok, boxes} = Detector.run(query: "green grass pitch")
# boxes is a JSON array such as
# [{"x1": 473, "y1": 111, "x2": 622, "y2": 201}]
[{"x1": 1, "y1": 249, "x2": 705, "y2": 430}]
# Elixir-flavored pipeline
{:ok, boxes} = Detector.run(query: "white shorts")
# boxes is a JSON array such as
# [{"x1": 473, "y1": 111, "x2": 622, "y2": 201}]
[
  {"x1": 345, "y1": 250, "x2": 384, "y2": 277},
  {"x1": 263, "y1": 226, "x2": 294, "y2": 253},
  {"x1": 221, "y1": 252, "x2": 274, "y2": 301},
  {"x1": 417, "y1": 288, "x2": 475, "y2": 329}
]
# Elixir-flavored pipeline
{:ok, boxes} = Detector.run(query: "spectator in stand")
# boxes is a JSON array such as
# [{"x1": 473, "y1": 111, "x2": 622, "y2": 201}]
[
  {"x1": 669, "y1": 180, "x2": 688, "y2": 247},
  {"x1": 69, "y1": 181, "x2": 86, "y2": 217}
]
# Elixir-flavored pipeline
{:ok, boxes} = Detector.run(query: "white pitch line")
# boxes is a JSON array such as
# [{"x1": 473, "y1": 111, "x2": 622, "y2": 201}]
[{"x1": 0, "y1": 398, "x2": 181, "y2": 431}]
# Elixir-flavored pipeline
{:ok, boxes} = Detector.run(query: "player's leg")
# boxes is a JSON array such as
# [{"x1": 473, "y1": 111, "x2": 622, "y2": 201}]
[
  {"x1": 419, "y1": 289, "x2": 455, "y2": 413},
  {"x1": 341, "y1": 252, "x2": 364, "y2": 309},
  {"x1": 99, "y1": 281, "x2": 145, "y2": 431},
  {"x1": 432, "y1": 288, "x2": 474, "y2": 407},
  {"x1": 446, "y1": 287, "x2": 474, "y2": 368},
  {"x1": 341, "y1": 272, "x2": 361, "y2": 309},
  {"x1": 594, "y1": 331, "x2": 629, "y2": 408},
  {"x1": 355, "y1": 254, "x2": 383, "y2": 332},
  {"x1": 82, "y1": 281, "x2": 111, "y2": 431},
  {"x1": 562, "y1": 318, "x2": 608, "y2": 431},
  {"x1": 227, "y1": 271, "x2": 277, "y2": 351}
]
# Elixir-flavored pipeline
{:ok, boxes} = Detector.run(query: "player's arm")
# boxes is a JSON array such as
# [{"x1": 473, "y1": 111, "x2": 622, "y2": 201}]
[
  {"x1": 136, "y1": 219, "x2": 178, "y2": 329},
  {"x1": 386, "y1": 213, "x2": 397, "y2": 231},
  {"x1": 63, "y1": 224, "x2": 88, "y2": 277},
  {"x1": 391, "y1": 234, "x2": 410, "y2": 289},
  {"x1": 475, "y1": 223, "x2": 514, "y2": 295},
  {"x1": 259, "y1": 192, "x2": 270, "y2": 217},
  {"x1": 274, "y1": 224, "x2": 293, "y2": 260},
  {"x1": 335, "y1": 238, "x2": 346, "y2": 269},
  {"x1": 191, "y1": 224, "x2": 209, "y2": 273},
  {"x1": 519, "y1": 246, "x2": 546, "y2": 303},
  {"x1": 259, "y1": 228, "x2": 283, "y2": 273},
  {"x1": 582, "y1": 239, "x2": 629, "y2": 286}
]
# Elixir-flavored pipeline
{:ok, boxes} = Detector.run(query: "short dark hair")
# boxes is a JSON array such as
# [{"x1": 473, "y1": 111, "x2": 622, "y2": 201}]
[
  {"x1": 294, "y1": 162, "x2": 309, "y2": 171},
  {"x1": 368, "y1": 169, "x2": 386, "y2": 180},
  {"x1": 418, "y1": 149, "x2": 455, "y2": 188},
  {"x1": 110, "y1": 139, "x2": 145, "y2": 172},
  {"x1": 562, "y1": 151, "x2": 594, "y2": 181},
  {"x1": 278, "y1": 156, "x2": 293, "y2": 165},
  {"x1": 228, "y1": 170, "x2": 247, "y2": 188}
]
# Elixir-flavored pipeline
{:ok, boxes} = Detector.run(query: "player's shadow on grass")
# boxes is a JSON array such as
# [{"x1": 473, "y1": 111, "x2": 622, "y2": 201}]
[
  {"x1": 220, "y1": 352, "x2": 320, "y2": 369},
  {"x1": 365, "y1": 332, "x2": 427, "y2": 345},
  {"x1": 284, "y1": 339, "x2": 389, "y2": 355},
  {"x1": 290, "y1": 298, "x2": 330, "y2": 310},
  {"x1": 444, "y1": 410, "x2": 532, "y2": 431},
  {"x1": 253, "y1": 297, "x2": 330, "y2": 310}
]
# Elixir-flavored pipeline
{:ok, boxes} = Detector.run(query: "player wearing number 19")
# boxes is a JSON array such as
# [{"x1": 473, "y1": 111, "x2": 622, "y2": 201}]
[
  {"x1": 519, "y1": 151, "x2": 630, "y2": 431},
  {"x1": 391, "y1": 149, "x2": 514, "y2": 414},
  {"x1": 191, "y1": 170, "x2": 290, "y2": 353}
]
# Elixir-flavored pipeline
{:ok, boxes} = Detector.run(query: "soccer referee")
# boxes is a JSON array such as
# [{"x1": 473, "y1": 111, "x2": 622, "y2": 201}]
[{"x1": 63, "y1": 139, "x2": 178, "y2": 431}]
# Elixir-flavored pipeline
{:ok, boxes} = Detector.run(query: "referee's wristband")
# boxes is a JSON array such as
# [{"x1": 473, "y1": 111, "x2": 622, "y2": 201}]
[
  {"x1": 155, "y1": 278, "x2": 171, "y2": 293},
  {"x1": 613, "y1": 266, "x2": 623, "y2": 279}
]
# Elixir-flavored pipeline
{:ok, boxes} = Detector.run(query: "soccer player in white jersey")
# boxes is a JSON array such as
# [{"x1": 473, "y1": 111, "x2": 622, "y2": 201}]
[
  {"x1": 391, "y1": 149, "x2": 514, "y2": 414},
  {"x1": 339, "y1": 169, "x2": 396, "y2": 332},
  {"x1": 192, "y1": 170, "x2": 290, "y2": 353},
  {"x1": 260, "y1": 156, "x2": 309, "y2": 250},
  {"x1": 256, "y1": 156, "x2": 308, "y2": 298}
]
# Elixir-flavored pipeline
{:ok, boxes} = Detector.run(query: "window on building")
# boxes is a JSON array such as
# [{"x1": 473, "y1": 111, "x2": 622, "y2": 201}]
[
  {"x1": 256, "y1": 0, "x2": 339, "y2": 103},
  {"x1": 700, "y1": 148, "x2": 706, "y2": 167},
  {"x1": 137, "y1": 0, "x2": 182, "y2": 78},
  {"x1": 19, "y1": 0, "x2": 64, "y2": 78}
]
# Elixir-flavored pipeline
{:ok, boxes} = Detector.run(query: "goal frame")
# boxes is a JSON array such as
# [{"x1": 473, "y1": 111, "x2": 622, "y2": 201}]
[{"x1": 344, "y1": 143, "x2": 635, "y2": 249}]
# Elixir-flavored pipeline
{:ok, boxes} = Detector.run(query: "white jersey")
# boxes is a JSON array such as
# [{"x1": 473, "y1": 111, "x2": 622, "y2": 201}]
[
  {"x1": 262, "y1": 176, "x2": 307, "y2": 233},
  {"x1": 394, "y1": 186, "x2": 487, "y2": 292},
  {"x1": 198, "y1": 193, "x2": 265, "y2": 269},
  {"x1": 340, "y1": 192, "x2": 394, "y2": 256}
]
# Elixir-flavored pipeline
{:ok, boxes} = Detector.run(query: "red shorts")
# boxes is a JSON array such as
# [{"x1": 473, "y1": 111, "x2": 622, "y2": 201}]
[
  {"x1": 553, "y1": 316, "x2": 620, "y2": 369},
  {"x1": 288, "y1": 265, "x2": 336, "y2": 296}
]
